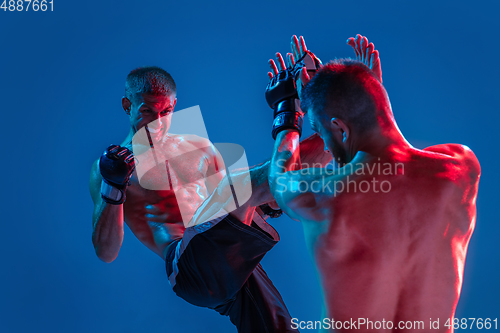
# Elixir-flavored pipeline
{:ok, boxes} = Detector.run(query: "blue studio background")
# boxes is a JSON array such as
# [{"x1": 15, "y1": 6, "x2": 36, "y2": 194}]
[{"x1": 1, "y1": 1, "x2": 498, "y2": 332}]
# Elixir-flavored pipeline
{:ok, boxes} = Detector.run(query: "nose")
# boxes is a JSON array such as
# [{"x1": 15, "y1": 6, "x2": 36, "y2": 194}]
[{"x1": 151, "y1": 113, "x2": 163, "y2": 127}]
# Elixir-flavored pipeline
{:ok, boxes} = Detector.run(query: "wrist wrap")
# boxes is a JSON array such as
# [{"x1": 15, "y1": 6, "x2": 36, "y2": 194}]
[
  {"x1": 101, "y1": 181, "x2": 126, "y2": 205},
  {"x1": 272, "y1": 99, "x2": 303, "y2": 140}
]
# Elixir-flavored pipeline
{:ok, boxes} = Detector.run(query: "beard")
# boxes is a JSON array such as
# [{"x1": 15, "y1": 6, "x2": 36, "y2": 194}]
[{"x1": 330, "y1": 135, "x2": 349, "y2": 167}]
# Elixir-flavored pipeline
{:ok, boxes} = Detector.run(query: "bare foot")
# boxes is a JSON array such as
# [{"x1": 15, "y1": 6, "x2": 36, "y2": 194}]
[{"x1": 347, "y1": 34, "x2": 382, "y2": 83}]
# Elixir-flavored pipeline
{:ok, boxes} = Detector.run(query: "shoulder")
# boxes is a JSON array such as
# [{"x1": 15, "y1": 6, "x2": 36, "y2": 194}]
[
  {"x1": 174, "y1": 134, "x2": 213, "y2": 149},
  {"x1": 423, "y1": 143, "x2": 475, "y2": 159},
  {"x1": 423, "y1": 143, "x2": 481, "y2": 183},
  {"x1": 422, "y1": 144, "x2": 481, "y2": 180},
  {"x1": 177, "y1": 134, "x2": 222, "y2": 162},
  {"x1": 170, "y1": 134, "x2": 222, "y2": 166}
]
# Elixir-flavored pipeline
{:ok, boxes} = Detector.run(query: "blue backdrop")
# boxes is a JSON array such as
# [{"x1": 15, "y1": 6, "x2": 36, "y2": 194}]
[{"x1": 1, "y1": 1, "x2": 498, "y2": 332}]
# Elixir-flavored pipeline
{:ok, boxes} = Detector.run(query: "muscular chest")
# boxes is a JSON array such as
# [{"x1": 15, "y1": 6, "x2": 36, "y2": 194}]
[{"x1": 134, "y1": 147, "x2": 210, "y2": 191}]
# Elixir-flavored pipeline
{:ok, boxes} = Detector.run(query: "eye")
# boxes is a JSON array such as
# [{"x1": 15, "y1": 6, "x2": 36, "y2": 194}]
[
  {"x1": 160, "y1": 109, "x2": 172, "y2": 116},
  {"x1": 142, "y1": 109, "x2": 151, "y2": 113}
]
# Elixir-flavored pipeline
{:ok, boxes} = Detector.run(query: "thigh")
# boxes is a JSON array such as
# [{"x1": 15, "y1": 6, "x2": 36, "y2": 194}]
[{"x1": 166, "y1": 214, "x2": 279, "y2": 308}]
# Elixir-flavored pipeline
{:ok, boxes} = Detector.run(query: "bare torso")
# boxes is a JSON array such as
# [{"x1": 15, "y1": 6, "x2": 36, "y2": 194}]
[
  {"x1": 95, "y1": 133, "x2": 222, "y2": 259},
  {"x1": 289, "y1": 144, "x2": 480, "y2": 332}
]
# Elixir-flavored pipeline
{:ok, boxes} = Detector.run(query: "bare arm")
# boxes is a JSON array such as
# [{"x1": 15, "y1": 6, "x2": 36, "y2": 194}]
[
  {"x1": 89, "y1": 160, "x2": 124, "y2": 263},
  {"x1": 204, "y1": 143, "x2": 227, "y2": 195},
  {"x1": 269, "y1": 130, "x2": 302, "y2": 214},
  {"x1": 229, "y1": 133, "x2": 331, "y2": 209}
]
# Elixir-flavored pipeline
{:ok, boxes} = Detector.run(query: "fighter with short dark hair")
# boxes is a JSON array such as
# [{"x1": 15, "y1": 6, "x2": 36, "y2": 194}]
[
  {"x1": 89, "y1": 66, "x2": 331, "y2": 332},
  {"x1": 266, "y1": 35, "x2": 480, "y2": 332}
]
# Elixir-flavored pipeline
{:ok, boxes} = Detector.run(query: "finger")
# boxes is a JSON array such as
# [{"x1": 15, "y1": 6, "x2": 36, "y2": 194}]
[
  {"x1": 276, "y1": 52, "x2": 286, "y2": 71},
  {"x1": 291, "y1": 35, "x2": 301, "y2": 59},
  {"x1": 116, "y1": 147, "x2": 130, "y2": 157},
  {"x1": 347, "y1": 37, "x2": 359, "y2": 58},
  {"x1": 371, "y1": 50, "x2": 383, "y2": 83},
  {"x1": 372, "y1": 50, "x2": 380, "y2": 64},
  {"x1": 287, "y1": 52, "x2": 295, "y2": 68},
  {"x1": 299, "y1": 36, "x2": 307, "y2": 54},
  {"x1": 123, "y1": 152, "x2": 135, "y2": 164},
  {"x1": 290, "y1": 40, "x2": 297, "y2": 61},
  {"x1": 369, "y1": 51, "x2": 376, "y2": 71},
  {"x1": 300, "y1": 67, "x2": 311, "y2": 86},
  {"x1": 145, "y1": 204, "x2": 160, "y2": 213},
  {"x1": 346, "y1": 37, "x2": 356, "y2": 48},
  {"x1": 268, "y1": 72, "x2": 274, "y2": 79},
  {"x1": 145, "y1": 215, "x2": 168, "y2": 223},
  {"x1": 355, "y1": 34, "x2": 362, "y2": 60},
  {"x1": 269, "y1": 59, "x2": 279, "y2": 76},
  {"x1": 367, "y1": 42, "x2": 374, "y2": 67},
  {"x1": 361, "y1": 36, "x2": 369, "y2": 63}
]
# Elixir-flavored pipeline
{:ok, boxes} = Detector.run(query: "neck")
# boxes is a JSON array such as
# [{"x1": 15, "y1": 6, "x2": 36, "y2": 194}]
[
  {"x1": 351, "y1": 117, "x2": 411, "y2": 160},
  {"x1": 122, "y1": 128, "x2": 135, "y2": 147}
]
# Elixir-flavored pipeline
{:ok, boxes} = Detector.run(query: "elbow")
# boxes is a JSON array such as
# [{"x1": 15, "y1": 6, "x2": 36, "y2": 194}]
[
  {"x1": 268, "y1": 174, "x2": 288, "y2": 200},
  {"x1": 99, "y1": 256, "x2": 116, "y2": 264},
  {"x1": 92, "y1": 238, "x2": 119, "y2": 263},
  {"x1": 94, "y1": 247, "x2": 118, "y2": 263}
]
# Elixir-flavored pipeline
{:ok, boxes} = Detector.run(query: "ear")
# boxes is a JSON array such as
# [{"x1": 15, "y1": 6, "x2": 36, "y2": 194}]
[
  {"x1": 122, "y1": 96, "x2": 132, "y2": 115},
  {"x1": 172, "y1": 97, "x2": 177, "y2": 110},
  {"x1": 330, "y1": 118, "x2": 350, "y2": 143}
]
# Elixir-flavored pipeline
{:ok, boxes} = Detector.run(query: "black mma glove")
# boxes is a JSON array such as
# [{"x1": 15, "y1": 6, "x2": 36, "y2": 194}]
[
  {"x1": 292, "y1": 51, "x2": 323, "y2": 98},
  {"x1": 99, "y1": 145, "x2": 136, "y2": 205},
  {"x1": 265, "y1": 64, "x2": 303, "y2": 140},
  {"x1": 265, "y1": 51, "x2": 321, "y2": 140}
]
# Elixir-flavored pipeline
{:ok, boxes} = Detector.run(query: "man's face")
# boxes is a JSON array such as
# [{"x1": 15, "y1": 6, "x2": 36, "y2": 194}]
[
  {"x1": 309, "y1": 108, "x2": 349, "y2": 166},
  {"x1": 126, "y1": 93, "x2": 177, "y2": 142}
]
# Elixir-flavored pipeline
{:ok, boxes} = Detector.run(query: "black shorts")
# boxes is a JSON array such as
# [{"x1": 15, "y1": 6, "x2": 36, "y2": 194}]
[{"x1": 165, "y1": 213, "x2": 299, "y2": 333}]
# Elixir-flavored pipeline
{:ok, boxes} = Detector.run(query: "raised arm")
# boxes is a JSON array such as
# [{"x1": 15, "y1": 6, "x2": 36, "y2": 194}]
[
  {"x1": 188, "y1": 36, "x2": 329, "y2": 226},
  {"x1": 267, "y1": 36, "x2": 320, "y2": 212}
]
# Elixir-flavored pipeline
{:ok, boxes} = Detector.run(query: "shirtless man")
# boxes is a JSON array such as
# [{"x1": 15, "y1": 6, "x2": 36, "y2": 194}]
[
  {"x1": 89, "y1": 66, "x2": 331, "y2": 332},
  {"x1": 266, "y1": 35, "x2": 481, "y2": 332}
]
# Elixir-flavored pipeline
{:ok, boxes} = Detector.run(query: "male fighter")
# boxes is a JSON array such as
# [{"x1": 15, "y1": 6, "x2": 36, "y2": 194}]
[
  {"x1": 89, "y1": 66, "x2": 331, "y2": 332},
  {"x1": 266, "y1": 35, "x2": 480, "y2": 332}
]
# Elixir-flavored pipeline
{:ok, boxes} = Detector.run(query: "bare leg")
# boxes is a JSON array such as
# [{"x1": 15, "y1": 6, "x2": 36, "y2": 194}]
[{"x1": 347, "y1": 34, "x2": 382, "y2": 83}]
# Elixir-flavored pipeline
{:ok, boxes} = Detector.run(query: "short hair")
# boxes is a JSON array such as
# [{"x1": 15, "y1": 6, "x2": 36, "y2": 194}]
[
  {"x1": 125, "y1": 66, "x2": 176, "y2": 103},
  {"x1": 301, "y1": 59, "x2": 385, "y2": 132}
]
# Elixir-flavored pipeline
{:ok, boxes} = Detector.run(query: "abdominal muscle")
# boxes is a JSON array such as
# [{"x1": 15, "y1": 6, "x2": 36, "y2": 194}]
[{"x1": 122, "y1": 174, "x2": 210, "y2": 259}]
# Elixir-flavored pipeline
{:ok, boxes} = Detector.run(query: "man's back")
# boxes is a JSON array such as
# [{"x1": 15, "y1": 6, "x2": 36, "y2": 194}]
[{"x1": 298, "y1": 144, "x2": 480, "y2": 332}]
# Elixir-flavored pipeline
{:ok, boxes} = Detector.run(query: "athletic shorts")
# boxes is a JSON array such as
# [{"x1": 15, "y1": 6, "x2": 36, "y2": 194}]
[{"x1": 165, "y1": 212, "x2": 299, "y2": 333}]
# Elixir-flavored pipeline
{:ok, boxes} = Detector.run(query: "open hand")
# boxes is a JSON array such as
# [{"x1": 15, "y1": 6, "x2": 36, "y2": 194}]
[{"x1": 347, "y1": 34, "x2": 382, "y2": 83}]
